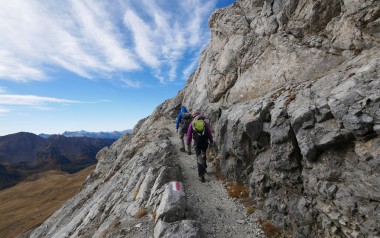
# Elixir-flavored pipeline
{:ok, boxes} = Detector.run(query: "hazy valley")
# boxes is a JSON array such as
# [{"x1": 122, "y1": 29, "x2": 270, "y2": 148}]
[
  {"x1": 0, "y1": 132, "x2": 117, "y2": 190},
  {"x1": 0, "y1": 166, "x2": 95, "y2": 238}
]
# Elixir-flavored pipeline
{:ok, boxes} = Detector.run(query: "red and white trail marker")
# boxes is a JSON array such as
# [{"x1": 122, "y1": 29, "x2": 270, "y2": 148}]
[{"x1": 171, "y1": 181, "x2": 181, "y2": 191}]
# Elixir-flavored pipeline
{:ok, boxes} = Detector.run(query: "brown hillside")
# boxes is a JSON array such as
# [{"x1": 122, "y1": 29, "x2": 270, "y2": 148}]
[{"x1": 0, "y1": 166, "x2": 95, "y2": 238}]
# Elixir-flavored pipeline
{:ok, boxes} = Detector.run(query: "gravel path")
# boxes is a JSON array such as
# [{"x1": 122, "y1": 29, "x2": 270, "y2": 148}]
[{"x1": 169, "y1": 126, "x2": 265, "y2": 238}]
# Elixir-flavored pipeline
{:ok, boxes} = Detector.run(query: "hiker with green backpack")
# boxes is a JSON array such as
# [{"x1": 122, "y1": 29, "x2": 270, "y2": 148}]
[
  {"x1": 186, "y1": 111, "x2": 214, "y2": 183},
  {"x1": 176, "y1": 106, "x2": 192, "y2": 154}
]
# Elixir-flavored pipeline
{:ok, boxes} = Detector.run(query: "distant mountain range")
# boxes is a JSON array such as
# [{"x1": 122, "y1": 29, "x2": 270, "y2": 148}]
[
  {"x1": 0, "y1": 132, "x2": 117, "y2": 189},
  {"x1": 39, "y1": 129, "x2": 132, "y2": 139}
]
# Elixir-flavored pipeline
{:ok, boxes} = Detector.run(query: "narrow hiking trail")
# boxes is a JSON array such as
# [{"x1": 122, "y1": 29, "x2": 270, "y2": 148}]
[{"x1": 168, "y1": 125, "x2": 265, "y2": 238}]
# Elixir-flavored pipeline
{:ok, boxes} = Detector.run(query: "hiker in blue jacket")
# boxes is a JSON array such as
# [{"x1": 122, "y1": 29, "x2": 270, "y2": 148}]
[
  {"x1": 186, "y1": 111, "x2": 213, "y2": 182},
  {"x1": 176, "y1": 106, "x2": 192, "y2": 154}
]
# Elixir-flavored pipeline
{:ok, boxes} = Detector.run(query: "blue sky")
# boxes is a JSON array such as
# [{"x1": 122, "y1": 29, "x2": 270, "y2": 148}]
[{"x1": 0, "y1": 0, "x2": 235, "y2": 136}]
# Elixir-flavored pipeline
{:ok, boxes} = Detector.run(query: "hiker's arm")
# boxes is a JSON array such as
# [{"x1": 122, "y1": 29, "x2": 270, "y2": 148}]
[{"x1": 176, "y1": 113, "x2": 181, "y2": 129}]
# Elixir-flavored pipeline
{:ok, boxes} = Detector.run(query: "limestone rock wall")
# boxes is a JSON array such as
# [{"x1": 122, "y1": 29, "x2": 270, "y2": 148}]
[{"x1": 180, "y1": 0, "x2": 380, "y2": 237}]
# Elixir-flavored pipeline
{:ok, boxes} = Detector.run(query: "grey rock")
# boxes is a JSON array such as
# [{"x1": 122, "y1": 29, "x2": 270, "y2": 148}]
[
  {"x1": 236, "y1": 219, "x2": 245, "y2": 224},
  {"x1": 159, "y1": 220, "x2": 203, "y2": 238},
  {"x1": 156, "y1": 181, "x2": 186, "y2": 223}
]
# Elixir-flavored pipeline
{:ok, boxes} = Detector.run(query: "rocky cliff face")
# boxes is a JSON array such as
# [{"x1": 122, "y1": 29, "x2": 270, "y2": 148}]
[
  {"x1": 29, "y1": 116, "x2": 192, "y2": 237},
  {"x1": 180, "y1": 0, "x2": 379, "y2": 237},
  {"x1": 29, "y1": 0, "x2": 379, "y2": 237}
]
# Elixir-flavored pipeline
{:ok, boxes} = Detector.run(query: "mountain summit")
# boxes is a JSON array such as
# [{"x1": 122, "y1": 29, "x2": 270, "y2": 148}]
[
  {"x1": 29, "y1": 0, "x2": 380, "y2": 237},
  {"x1": 62, "y1": 130, "x2": 131, "y2": 139},
  {"x1": 38, "y1": 130, "x2": 131, "y2": 139}
]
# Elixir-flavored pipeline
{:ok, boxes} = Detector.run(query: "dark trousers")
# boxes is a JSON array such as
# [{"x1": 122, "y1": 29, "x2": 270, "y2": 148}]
[{"x1": 195, "y1": 144, "x2": 208, "y2": 177}]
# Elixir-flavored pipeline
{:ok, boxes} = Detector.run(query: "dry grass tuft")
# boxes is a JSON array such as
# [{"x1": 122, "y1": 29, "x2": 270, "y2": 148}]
[
  {"x1": 213, "y1": 158, "x2": 255, "y2": 215},
  {"x1": 246, "y1": 205, "x2": 255, "y2": 215},
  {"x1": 215, "y1": 171, "x2": 227, "y2": 181},
  {"x1": 261, "y1": 220, "x2": 282, "y2": 238},
  {"x1": 225, "y1": 181, "x2": 249, "y2": 199},
  {"x1": 224, "y1": 181, "x2": 257, "y2": 215},
  {"x1": 99, "y1": 219, "x2": 121, "y2": 238},
  {"x1": 152, "y1": 210, "x2": 157, "y2": 220},
  {"x1": 134, "y1": 208, "x2": 147, "y2": 218},
  {"x1": 134, "y1": 188, "x2": 140, "y2": 201},
  {"x1": 284, "y1": 91, "x2": 296, "y2": 106}
]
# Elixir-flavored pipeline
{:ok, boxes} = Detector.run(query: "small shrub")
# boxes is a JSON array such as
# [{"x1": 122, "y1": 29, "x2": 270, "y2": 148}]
[
  {"x1": 99, "y1": 219, "x2": 120, "y2": 238},
  {"x1": 284, "y1": 91, "x2": 296, "y2": 106},
  {"x1": 246, "y1": 205, "x2": 255, "y2": 215},
  {"x1": 134, "y1": 208, "x2": 147, "y2": 218},
  {"x1": 261, "y1": 220, "x2": 282, "y2": 238}
]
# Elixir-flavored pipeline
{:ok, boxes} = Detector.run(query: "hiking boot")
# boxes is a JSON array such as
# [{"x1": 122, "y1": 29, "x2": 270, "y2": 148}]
[
  {"x1": 199, "y1": 176, "x2": 205, "y2": 183},
  {"x1": 180, "y1": 148, "x2": 185, "y2": 152}
]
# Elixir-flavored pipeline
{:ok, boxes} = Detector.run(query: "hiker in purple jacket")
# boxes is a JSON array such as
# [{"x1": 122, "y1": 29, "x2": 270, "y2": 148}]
[{"x1": 186, "y1": 112, "x2": 213, "y2": 182}]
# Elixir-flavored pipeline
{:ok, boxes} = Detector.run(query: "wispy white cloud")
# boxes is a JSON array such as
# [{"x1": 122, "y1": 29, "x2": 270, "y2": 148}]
[
  {"x1": 0, "y1": 50, "x2": 47, "y2": 81},
  {"x1": 69, "y1": 1, "x2": 139, "y2": 71},
  {"x1": 0, "y1": 108, "x2": 12, "y2": 115},
  {"x1": 182, "y1": 59, "x2": 199, "y2": 80},
  {"x1": 123, "y1": 0, "x2": 217, "y2": 83},
  {"x1": 96, "y1": 99, "x2": 111, "y2": 103},
  {"x1": 0, "y1": 86, "x2": 6, "y2": 94},
  {"x1": 0, "y1": 95, "x2": 79, "y2": 106},
  {"x1": 179, "y1": 0, "x2": 216, "y2": 46},
  {"x1": 121, "y1": 78, "x2": 141, "y2": 89},
  {"x1": 31, "y1": 106, "x2": 55, "y2": 111},
  {"x1": 0, "y1": 0, "x2": 139, "y2": 82},
  {"x1": 0, "y1": 0, "x2": 217, "y2": 84},
  {"x1": 124, "y1": 10, "x2": 160, "y2": 68}
]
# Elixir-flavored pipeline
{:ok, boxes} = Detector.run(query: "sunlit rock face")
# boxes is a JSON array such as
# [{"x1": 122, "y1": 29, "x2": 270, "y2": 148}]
[
  {"x1": 29, "y1": 115, "x2": 186, "y2": 237},
  {"x1": 30, "y1": 0, "x2": 379, "y2": 237},
  {"x1": 181, "y1": 0, "x2": 380, "y2": 237}
]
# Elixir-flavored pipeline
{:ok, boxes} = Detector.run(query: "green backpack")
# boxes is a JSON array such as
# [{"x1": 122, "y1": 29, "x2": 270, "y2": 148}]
[
  {"x1": 193, "y1": 118, "x2": 205, "y2": 133},
  {"x1": 192, "y1": 118, "x2": 208, "y2": 147}
]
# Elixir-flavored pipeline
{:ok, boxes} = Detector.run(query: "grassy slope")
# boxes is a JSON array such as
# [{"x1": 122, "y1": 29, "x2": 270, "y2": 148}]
[{"x1": 0, "y1": 166, "x2": 95, "y2": 238}]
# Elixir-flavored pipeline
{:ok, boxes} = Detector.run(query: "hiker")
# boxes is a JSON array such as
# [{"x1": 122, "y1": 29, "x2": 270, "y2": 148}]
[
  {"x1": 186, "y1": 112, "x2": 213, "y2": 182},
  {"x1": 176, "y1": 106, "x2": 192, "y2": 154}
]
